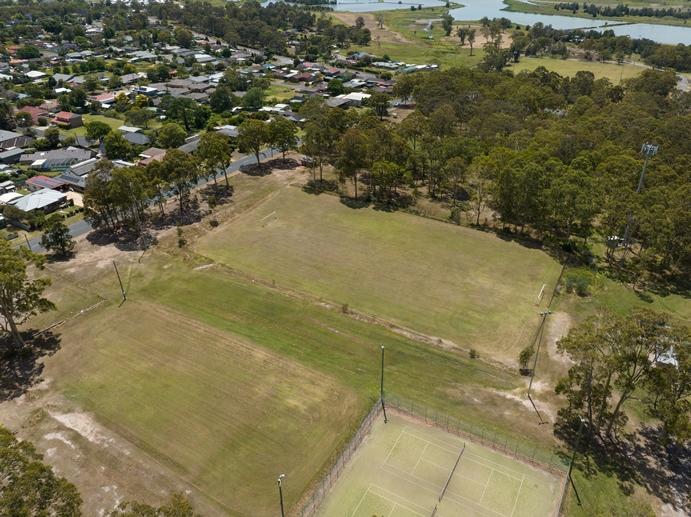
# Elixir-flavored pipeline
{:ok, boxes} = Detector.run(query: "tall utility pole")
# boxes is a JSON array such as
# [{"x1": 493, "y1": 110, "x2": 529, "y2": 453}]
[
  {"x1": 112, "y1": 261, "x2": 126, "y2": 302},
  {"x1": 277, "y1": 474, "x2": 286, "y2": 517},
  {"x1": 380, "y1": 346, "x2": 388, "y2": 423},
  {"x1": 622, "y1": 143, "x2": 659, "y2": 250}
]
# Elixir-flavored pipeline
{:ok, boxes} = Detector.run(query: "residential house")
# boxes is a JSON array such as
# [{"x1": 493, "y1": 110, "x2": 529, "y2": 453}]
[
  {"x1": 20, "y1": 148, "x2": 93, "y2": 171},
  {"x1": 16, "y1": 105, "x2": 48, "y2": 125},
  {"x1": 0, "y1": 192, "x2": 23, "y2": 205},
  {"x1": 26, "y1": 70, "x2": 47, "y2": 80},
  {"x1": 10, "y1": 188, "x2": 67, "y2": 214},
  {"x1": 25, "y1": 174, "x2": 66, "y2": 192},
  {"x1": 0, "y1": 148, "x2": 24, "y2": 164},
  {"x1": 53, "y1": 111, "x2": 83, "y2": 128},
  {"x1": 123, "y1": 132, "x2": 151, "y2": 146},
  {"x1": 90, "y1": 91, "x2": 117, "y2": 108},
  {"x1": 52, "y1": 72, "x2": 74, "y2": 83},
  {"x1": 119, "y1": 72, "x2": 142, "y2": 85},
  {"x1": 138, "y1": 147, "x2": 166, "y2": 166},
  {"x1": 178, "y1": 134, "x2": 200, "y2": 154},
  {"x1": 0, "y1": 129, "x2": 33, "y2": 149},
  {"x1": 214, "y1": 125, "x2": 238, "y2": 138},
  {"x1": 0, "y1": 180, "x2": 15, "y2": 193}
]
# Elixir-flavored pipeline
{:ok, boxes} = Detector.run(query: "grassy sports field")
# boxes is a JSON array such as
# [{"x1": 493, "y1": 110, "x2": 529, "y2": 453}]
[
  {"x1": 38, "y1": 243, "x2": 549, "y2": 514},
  {"x1": 195, "y1": 187, "x2": 562, "y2": 362},
  {"x1": 320, "y1": 413, "x2": 565, "y2": 517}
]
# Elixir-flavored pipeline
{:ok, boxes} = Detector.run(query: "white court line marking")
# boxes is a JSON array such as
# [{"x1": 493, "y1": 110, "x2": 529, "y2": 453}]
[
  {"x1": 479, "y1": 470, "x2": 494, "y2": 504},
  {"x1": 401, "y1": 430, "x2": 459, "y2": 455},
  {"x1": 401, "y1": 429, "x2": 533, "y2": 480},
  {"x1": 411, "y1": 442, "x2": 430, "y2": 475},
  {"x1": 417, "y1": 458, "x2": 487, "y2": 489},
  {"x1": 402, "y1": 430, "x2": 526, "y2": 480},
  {"x1": 383, "y1": 430, "x2": 406, "y2": 466},
  {"x1": 380, "y1": 463, "x2": 442, "y2": 493},
  {"x1": 350, "y1": 484, "x2": 372, "y2": 517},
  {"x1": 442, "y1": 490, "x2": 508, "y2": 517},
  {"x1": 386, "y1": 503, "x2": 397, "y2": 517},
  {"x1": 462, "y1": 451, "x2": 527, "y2": 479},
  {"x1": 463, "y1": 456, "x2": 523, "y2": 483},
  {"x1": 370, "y1": 484, "x2": 430, "y2": 515},
  {"x1": 509, "y1": 475, "x2": 525, "y2": 517}
]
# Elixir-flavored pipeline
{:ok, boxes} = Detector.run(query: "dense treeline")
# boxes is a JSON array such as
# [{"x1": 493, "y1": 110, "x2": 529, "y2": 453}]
[
  {"x1": 552, "y1": 2, "x2": 691, "y2": 21},
  {"x1": 499, "y1": 20, "x2": 691, "y2": 71},
  {"x1": 300, "y1": 67, "x2": 689, "y2": 284},
  {"x1": 145, "y1": 0, "x2": 315, "y2": 53},
  {"x1": 472, "y1": 17, "x2": 691, "y2": 72}
]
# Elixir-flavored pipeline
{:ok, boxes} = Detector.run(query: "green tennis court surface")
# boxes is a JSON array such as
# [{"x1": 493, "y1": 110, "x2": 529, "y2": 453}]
[{"x1": 319, "y1": 413, "x2": 565, "y2": 517}]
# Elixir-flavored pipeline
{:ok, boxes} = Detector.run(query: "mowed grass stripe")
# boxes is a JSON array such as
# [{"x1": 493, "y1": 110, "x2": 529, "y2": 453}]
[
  {"x1": 55, "y1": 300, "x2": 359, "y2": 515},
  {"x1": 195, "y1": 188, "x2": 562, "y2": 362}
]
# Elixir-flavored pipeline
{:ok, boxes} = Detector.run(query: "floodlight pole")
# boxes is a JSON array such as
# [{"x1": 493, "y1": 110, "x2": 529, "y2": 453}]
[
  {"x1": 277, "y1": 474, "x2": 286, "y2": 517},
  {"x1": 622, "y1": 143, "x2": 658, "y2": 251},
  {"x1": 112, "y1": 260, "x2": 126, "y2": 302},
  {"x1": 567, "y1": 417, "x2": 585, "y2": 506},
  {"x1": 380, "y1": 345, "x2": 388, "y2": 423}
]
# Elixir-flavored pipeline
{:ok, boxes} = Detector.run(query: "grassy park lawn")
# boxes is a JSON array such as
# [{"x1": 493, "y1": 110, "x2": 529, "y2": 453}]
[
  {"x1": 334, "y1": 9, "x2": 486, "y2": 68},
  {"x1": 195, "y1": 187, "x2": 562, "y2": 363},
  {"x1": 266, "y1": 82, "x2": 297, "y2": 102},
  {"x1": 508, "y1": 56, "x2": 644, "y2": 81},
  {"x1": 66, "y1": 114, "x2": 123, "y2": 137}
]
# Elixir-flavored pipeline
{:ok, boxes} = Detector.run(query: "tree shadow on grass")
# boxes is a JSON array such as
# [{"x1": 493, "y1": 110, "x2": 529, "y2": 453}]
[
  {"x1": 200, "y1": 183, "x2": 234, "y2": 207},
  {"x1": 87, "y1": 227, "x2": 158, "y2": 252},
  {"x1": 303, "y1": 179, "x2": 339, "y2": 195},
  {"x1": 555, "y1": 417, "x2": 690, "y2": 511},
  {"x1": 339, "y1": 196, "x2": 370, "y2": 209},
  {"x1": 240, "y1": 162, "x2": 273, "y2": 176},
  {"x1": 0, "y1": 331, "x2": 61, "y2": 402}
]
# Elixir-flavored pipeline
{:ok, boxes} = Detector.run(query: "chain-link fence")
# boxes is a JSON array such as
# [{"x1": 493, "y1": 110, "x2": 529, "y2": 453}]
[
  {"x1": 298, "y1": 401, "x2": 382, "y2": 517},
  {"x1": 386, "y1": 395, "x2": 569, "y2": 476},
  {"x1": 297, "y1": 395, "x2": 569, "y2": 516}
]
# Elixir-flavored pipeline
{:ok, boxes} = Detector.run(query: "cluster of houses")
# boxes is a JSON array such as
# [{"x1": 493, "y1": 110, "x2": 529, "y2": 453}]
[{"x1": 0, "y1": 11, "x2": 433, "y2": 234}]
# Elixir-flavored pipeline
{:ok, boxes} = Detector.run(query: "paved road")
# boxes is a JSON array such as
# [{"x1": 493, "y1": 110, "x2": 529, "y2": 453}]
[{"x1": 24, "y1": 147, "x2": 283, "y2": 252}]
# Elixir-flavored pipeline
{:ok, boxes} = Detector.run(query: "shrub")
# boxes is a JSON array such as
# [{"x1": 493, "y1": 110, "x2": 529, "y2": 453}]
[
  {"x1": 563, "y1": 270, "x2": 593, "y2": 297},
  {"x1": 469, "y1": 349, "x2": 479, "y2": 359},
  {"x1": 209, "y1": 219, "x2": 219, "y2": 228}
]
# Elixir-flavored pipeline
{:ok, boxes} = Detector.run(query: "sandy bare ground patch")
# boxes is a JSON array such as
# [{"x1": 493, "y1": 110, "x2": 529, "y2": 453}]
[
  {"x1": 544, "y1": 311, "x2": 574, "y2": 367},
  {"x1": 332, "y1": 12, "x2": 411, "y2": 44},
  {"x1": 436, "y1": 23, "x2": 514, "y2": 49},
  {"x1": 0, "y1": 388, "x2": 221, "y2": 516}
]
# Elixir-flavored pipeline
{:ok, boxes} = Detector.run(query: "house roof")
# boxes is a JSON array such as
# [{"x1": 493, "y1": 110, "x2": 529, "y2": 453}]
[
  {"x1": 21, "y1": 148, "x2": 92, "y2": 164},
  {"x1": 55, "y1": 111, "x2": 79, "y2": 120},
  {"x1": 26, "y1": 175, "x2": 65, "y2": 190},
  {"x1": 0, "y1": 192, "x2": 22, "y2": 204},
  {"x1": 123, "y1": 132, "x2": 151, "y2": 146},
  {"x1": 67, "y1": 157, "x2": 99, "y2": 176},
  {"x1": 16, "y1": 105, "x2": 47, "y2": 123},
  {"x1": 139, "y1": 147, "x2": 166, "y2": 159},
  {"x1": 0, "y1": 129, "x2": 23, "y2": 142},
  {"x1": 10, "y1": 188, "x2": 66, "y2": 212}
]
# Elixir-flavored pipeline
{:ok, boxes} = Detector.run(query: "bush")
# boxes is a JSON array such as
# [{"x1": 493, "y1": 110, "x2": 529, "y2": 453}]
[
  {"x1": 209, "y1": 219, "x2": 219, "y2": 227},
  {"x1": 563, "y1": 270, "x2": 593, "y2": 297},
  {"x1": 469, "y1": 349, "x2": 479, "y2": 359},
  {"x1": 518, "y1": 344, "x2": 534, "y2": 375}
]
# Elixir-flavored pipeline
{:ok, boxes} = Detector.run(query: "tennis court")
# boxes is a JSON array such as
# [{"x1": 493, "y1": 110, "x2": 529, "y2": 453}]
[{"x1": 319, "y1": 413, "x2": 564, "y2": 517}]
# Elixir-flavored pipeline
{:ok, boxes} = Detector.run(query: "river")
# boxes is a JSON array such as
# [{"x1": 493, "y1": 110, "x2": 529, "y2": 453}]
[{"x1": 324, "y1": 0, "x2": 691, "y2": 45}]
